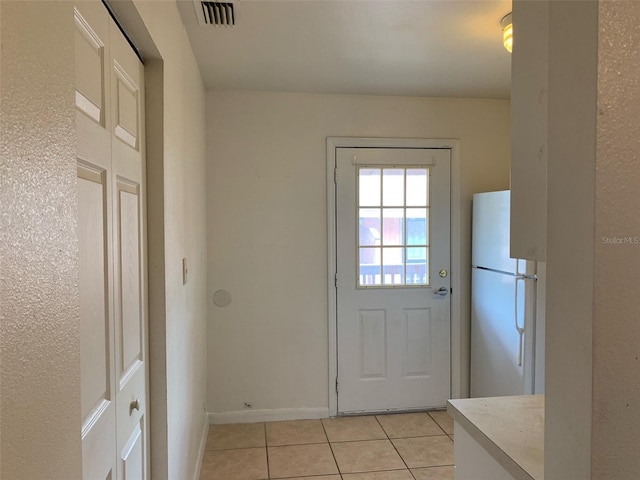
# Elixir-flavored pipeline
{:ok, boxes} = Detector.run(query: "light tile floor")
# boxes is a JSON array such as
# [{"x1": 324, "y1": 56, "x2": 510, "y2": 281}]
[{"x1": 200, "y1": 410, "x2": 455, "y2": 480}]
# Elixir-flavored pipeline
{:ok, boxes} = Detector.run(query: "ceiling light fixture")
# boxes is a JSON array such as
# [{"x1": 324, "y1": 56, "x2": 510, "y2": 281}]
[{"x1": 501, "y1": 13, "x2": 513, "y2": 53}]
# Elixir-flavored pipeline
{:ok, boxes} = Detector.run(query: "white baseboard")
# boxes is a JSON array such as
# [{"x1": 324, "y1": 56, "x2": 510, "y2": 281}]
[
  {"x1": 192, "y1": 413, "x2": 209, "y2": 480},
  {"x1": 208, "y1": 407, "x2": 329, "y2": 425}
]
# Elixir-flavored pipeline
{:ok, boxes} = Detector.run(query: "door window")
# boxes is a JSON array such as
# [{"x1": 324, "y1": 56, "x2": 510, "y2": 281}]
[{"x1": 357, "y1": 167, "x2": 430, "y2": 287}]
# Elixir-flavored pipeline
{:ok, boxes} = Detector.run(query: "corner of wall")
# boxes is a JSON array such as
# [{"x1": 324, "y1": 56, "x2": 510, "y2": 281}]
[
  {"x1": 192, "y1": 413, "x2": 209, "y2": 480},
  {"x1": 1, "y1": 2, "x2": 82, "y2": 478},
  {"x1": 145, "y1": 57, "x2": 169, "y2": 480},
  {"x1": 545, "y1": 1, "x2": 598, "y2": 478}
]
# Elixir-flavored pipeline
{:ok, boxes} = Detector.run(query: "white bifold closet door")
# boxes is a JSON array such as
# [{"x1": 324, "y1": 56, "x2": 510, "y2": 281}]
[{"x1": 75, "y1": 2, "x2": 148, "y2": 479}]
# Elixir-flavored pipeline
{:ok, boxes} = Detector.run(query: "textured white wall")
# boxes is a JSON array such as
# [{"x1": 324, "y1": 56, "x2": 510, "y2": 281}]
[
  {"x1": 0, "y1": 1, "x2": 208, "y2": 478},
  {"x1": 545, "y1": 1, "x2": 640, "y2": 479},
  {"x1": 0, "y1": 2, "x2": 81, "y2": 478},
  {"x1": 593, "y1": 1, "x2": 640, "y2": 477},
  {"x1": 1, "y1": 2, "x2": 3, "y2": 471},
  {"x1": 206, "y1": 91, "x2": 510, "y2": 418}
]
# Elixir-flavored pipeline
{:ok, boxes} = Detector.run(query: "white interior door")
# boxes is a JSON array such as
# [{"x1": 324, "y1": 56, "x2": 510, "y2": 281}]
[
  {"x1": 76, "y1": 2, "x2": 147, "y2": 478},
  {"x1": 336, "y1": 147, "x2": 451, "y2": 414},
  {"x1": 109, "y1": 17, "x2": 147, "y2": 480}
]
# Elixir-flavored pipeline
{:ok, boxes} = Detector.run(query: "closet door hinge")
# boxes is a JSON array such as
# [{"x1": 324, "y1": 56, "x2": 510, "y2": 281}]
[
  {"x1": 335, "y1": 377, "x2": 339, "y2": 393},
  {"x1": 334, "y1": 167, "x2": 338, "y2": 184},
  {"x1": 335, "y1": 272, "x2": 338, "y2": 287}
]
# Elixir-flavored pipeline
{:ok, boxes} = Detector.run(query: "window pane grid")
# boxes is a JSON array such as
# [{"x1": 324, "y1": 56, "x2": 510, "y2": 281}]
[{"x1": 357, "y1": 166, "x2": 430, "y2": 287}]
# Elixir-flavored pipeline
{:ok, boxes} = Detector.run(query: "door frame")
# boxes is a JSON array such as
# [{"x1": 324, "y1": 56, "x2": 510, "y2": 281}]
[
  {"x1": 326, "y1": 137, "x2": 462, "y2": 417},
  {"x1": 102, "y1": 2, "x2": 167, "y2": 478}
]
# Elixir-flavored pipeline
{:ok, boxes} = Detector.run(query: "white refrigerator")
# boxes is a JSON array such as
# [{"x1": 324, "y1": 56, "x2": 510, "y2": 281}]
[{"x1": 471, "y1": 190, "x2": 543, "y2": 397}]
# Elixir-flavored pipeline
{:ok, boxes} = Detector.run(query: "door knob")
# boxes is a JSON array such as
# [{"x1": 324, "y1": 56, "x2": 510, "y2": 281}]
[
  {"x1": 130, "y1": 398, "x2": 140, "y2": 415},
  {"x1": 434, "y1": 287, "x2": 449, "y2": 296}
]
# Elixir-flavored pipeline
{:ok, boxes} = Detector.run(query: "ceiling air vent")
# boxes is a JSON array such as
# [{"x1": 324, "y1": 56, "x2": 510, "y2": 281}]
[{"x1": 195, "y1": 1, "x2": 237, "y2": 26}]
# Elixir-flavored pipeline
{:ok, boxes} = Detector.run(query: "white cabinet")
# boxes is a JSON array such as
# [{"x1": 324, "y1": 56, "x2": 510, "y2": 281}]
[
  {"x1": 448, "y1": 396, "x2": 543, "y2": 480},
  {"x1": 454, "y1": 425, "x2": 518, "y2": 480},
  {"x1": 510, "y1": 0, "x2": 549, "y2": 261}
]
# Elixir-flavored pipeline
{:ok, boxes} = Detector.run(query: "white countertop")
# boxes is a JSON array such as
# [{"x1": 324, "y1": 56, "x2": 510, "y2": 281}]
[{"x1": 447, "y1": 395, "x2": 544, "y2": 480}]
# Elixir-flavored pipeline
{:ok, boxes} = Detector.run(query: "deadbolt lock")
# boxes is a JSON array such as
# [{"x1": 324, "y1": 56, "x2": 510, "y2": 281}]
[{"x1": 439, "y1": 269, "x2": 448, "y2": 278}]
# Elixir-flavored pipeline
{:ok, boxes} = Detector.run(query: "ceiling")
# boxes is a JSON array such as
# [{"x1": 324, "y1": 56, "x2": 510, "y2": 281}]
[{"x1": 176, "y1": 0, "x2": 512, "y2": 99}]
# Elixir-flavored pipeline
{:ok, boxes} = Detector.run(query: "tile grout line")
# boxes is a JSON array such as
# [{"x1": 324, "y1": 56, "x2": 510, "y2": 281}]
[
  {"x1": 264, "y1": 422, "x2": 271, "y2": 480},
  {"x1": 415, "y1": 412, "x2": 457, "y2": 474},
  {"x1": 320, "y1": 418, "x2": 343, "y2": 479},
  {"x1": 427, "y1": 411, "x2": 451, "y2": 437},
  {"x1": 374, "y1": 415, "x2": 418, "y2": 480}
]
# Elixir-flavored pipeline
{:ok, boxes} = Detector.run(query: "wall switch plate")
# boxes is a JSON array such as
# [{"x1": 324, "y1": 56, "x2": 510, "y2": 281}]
[{"x1": 182, "y1": 258, "x2": 188, "y2": 285}]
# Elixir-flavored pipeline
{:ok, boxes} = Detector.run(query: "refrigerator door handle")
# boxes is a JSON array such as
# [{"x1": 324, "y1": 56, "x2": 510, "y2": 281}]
[{"x1": 515, "y1": 276, "x2": 526, "y2": 367}]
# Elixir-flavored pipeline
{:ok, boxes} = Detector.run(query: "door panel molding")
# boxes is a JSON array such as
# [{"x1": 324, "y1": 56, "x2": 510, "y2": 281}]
[
  {"x1": 326, "y1": 137, "x2": 462, "y2": 416},
  {"x1": 74, "y1": 7, "x2": 106, "y2": 126},
  {"x1": 77, "y1": 2, "x2": 147, "y2": 478}
]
